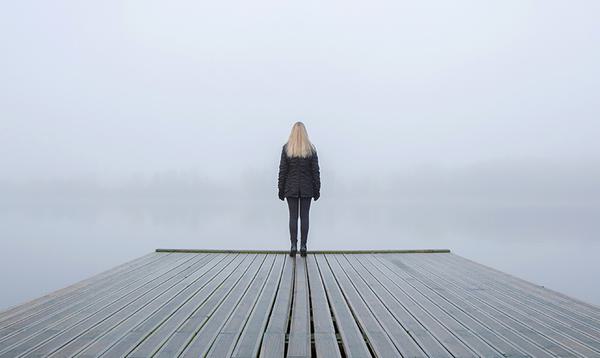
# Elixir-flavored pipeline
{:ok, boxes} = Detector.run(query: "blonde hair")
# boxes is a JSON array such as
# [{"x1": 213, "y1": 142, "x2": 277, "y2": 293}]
[{"x1": 285, "y1": 121, "x2": 316, "y2": 158}]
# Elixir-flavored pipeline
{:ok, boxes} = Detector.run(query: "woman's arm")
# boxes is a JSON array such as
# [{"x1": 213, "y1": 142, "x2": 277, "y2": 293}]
[
  {"x1": 277, "y1": 146, "x2": 288, "y2": 200},
  {"x1": 311, "y1": 151, "x2": 321, "y2": 200}
]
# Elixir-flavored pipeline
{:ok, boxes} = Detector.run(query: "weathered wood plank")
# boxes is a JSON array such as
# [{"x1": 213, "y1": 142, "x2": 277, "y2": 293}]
[
  {"x1": 314, "y1": 254, "x2": 371, "y2": 357},
  {"x1": 0, "y1": 252, "x2": 166, "y2": 332},
  {"x1": 363, "y1": 254, "x2": 504, "y2": 357},
  {"x1": 343, "y1": 254, "x2": 453, "y2": 358},
  {"x1": 371, "y1": 254, "x2": 535, "y2": 358},
  {"x1": 38, "y1": 253, "x2": 216, "y2": 357},
  {"x1": 231, "y1": 254, "x2": 286, "y2": 358},
  {"x1": 0, "y1": 253, "x2": 193, "y2": 357},
  {"x1": 0, "y1": 252, "x2": 159, "y2": 322},
  {"x1": 99, "y1": 254, "x2": 241, "y2": 357},
  {"x1": 150, "y1": 254, "x2": 259, "y2": 357},
  {"x1": 157, "y1": 248, "x2": 451, "y2": 254},
  {"x1": 2, "y1": 250, "x2": 598, "y2": 358},
  {"x1": 394, "y1": 253, "x2": 566, "y2": 357},
  {"x1": 399, "y1": 253, "x2": 584, "y2": 358},
  {"x1": 177, "y1": 254, "x2": 272, "y2": 357},
  {"x1": 76, "y1": 254, "x2": 232, "y2": 357},
  {"x1": 336, "y1": 254, "x2": 428, "y2": 358},
  {"x1": 260, "y1": 255, "x2": 294, "y2": 358},
  {"x1": 445, "y1": 253, "x2": 600, "y2": 321},
  {"x1": 3, "y1": 253, "x2": 205, "y2": 358},
  {"x1": 207, "y1": 255, "x2": 284, "y2": 357},
  {"x1": 325, "y1": 254, "x2": 400, "y2": 357},
  {"x1": 51, "y1": 253, "x2": 220, "y2": 357},
  {"x1": 439, "y1": 253, "x2": 600, "y2": 334},
  {"x1": 416, "y1": 254, "x2": 600, "y2": 357},
  {"x1": 287, "y1": 256, "x2": 311, "y2": 358},
  {"x1": 306, "y1": 254, "x2": 341, "y2": 358},
  {"x1": 0, "y1": 254, "x2": 182, "y2": 350},
  {"x1": 108, "y1": 254, "x2": 244, "y2": 357},
  {"x1": 355, "y1": 254, "x2": 478, "y2": 358}
]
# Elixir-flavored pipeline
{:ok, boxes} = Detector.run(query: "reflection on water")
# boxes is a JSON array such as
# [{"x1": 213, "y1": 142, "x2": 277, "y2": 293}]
[{"x1": 1, "y1": 201, "x2": 599, "y2": 310}]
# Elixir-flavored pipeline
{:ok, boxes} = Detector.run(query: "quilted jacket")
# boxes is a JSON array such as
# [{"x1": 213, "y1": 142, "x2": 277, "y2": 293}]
[{"x1": 278, "y1": 143, "x2": 321, "y2": 200}]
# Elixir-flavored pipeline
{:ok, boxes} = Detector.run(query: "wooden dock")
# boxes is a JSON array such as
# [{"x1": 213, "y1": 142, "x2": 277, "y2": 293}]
[{"x1": 1, "y1": 249, "x2": 599, "y2": 357}]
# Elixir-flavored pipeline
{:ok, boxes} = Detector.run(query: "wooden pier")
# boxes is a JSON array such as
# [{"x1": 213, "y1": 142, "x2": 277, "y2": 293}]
[{"x1": 1, "y1": 249, "x2": 599, "y2": 357}]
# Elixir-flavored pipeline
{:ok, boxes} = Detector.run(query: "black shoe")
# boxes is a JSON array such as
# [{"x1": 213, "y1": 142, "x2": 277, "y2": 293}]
[
  {"x1": 290, "y1": 241, "x2": 297, "y2": 257},
  {"x1": 300, "y1": 243, "x2": 307, "y2": 257}
]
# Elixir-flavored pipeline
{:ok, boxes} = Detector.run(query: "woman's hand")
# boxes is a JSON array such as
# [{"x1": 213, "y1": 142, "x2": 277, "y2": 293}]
[{"x1": 279, "y1": 192, "x2": 285, "y2": 201}]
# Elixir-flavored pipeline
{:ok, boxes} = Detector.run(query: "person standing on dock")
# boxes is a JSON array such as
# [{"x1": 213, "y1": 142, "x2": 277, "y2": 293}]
[{"x1": 278, "y1": 122, "x2": 321, "y2": 257}]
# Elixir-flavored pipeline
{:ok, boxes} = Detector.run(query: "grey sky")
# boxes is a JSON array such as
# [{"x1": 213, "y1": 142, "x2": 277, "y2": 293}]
[
  {"x1": 1, "y1": 1, "x2": 600, "y2": 309},
  {"x1": 1, "y1": 1, "x2": 599, "y2": 184}
]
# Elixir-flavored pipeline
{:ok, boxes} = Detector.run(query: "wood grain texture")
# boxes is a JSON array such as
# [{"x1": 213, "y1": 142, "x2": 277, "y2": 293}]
[{"x1": 0, "y1": 250, "x2": 597, "y2": 358}]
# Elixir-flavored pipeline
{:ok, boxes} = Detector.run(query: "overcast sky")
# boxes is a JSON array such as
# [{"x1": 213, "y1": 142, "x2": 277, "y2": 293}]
[
  {"x1": 2, "y1": 1, "x2": 600, "y2": 309},
  {"x1": 0, "y1": 0, "x2": 599, "y2": 192}
]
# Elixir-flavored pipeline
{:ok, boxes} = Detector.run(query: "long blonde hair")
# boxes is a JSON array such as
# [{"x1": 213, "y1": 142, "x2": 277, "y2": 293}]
[{"x1": 285, "y1": 122, "x2": 316, "y2": 158}]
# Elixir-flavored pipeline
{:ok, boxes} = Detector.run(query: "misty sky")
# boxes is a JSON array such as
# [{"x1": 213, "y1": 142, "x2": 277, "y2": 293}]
[
  {"x1": 1, "y1": 1, "x2": 599, "y2": 184},
  {"x1": 1, "y1": 1, "x2": 600, "y2": 309}
]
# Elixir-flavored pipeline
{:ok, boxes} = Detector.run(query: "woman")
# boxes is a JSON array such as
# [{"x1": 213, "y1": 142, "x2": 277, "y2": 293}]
[{"x1": 278, "y1": 122, "x2": 321, "y2": 257}]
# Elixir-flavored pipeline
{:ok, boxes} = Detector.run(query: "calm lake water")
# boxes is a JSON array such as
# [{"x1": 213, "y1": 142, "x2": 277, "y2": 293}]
[{"x1": 1, "y1": 201, "x2": 599, "y2": 310}]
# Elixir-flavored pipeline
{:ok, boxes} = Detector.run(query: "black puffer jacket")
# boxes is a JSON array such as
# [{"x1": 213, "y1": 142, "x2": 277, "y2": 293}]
[{"x1": 278, "y1": 144, "x2": 321, "y2": 200}]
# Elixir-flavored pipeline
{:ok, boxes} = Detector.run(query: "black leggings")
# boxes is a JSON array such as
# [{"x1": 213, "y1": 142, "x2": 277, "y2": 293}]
[{"x1": 286, "y1": 196, "x2": 311, "y2": 245}]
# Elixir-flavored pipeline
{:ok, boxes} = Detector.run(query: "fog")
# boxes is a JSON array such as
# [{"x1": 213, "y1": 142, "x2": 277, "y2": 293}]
[{"x1": 1, "y1": 1, "x2": 599, "y2": 309}]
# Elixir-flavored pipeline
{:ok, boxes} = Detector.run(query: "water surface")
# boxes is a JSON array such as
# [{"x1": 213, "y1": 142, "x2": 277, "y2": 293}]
[{"x1": 1, "y1": 201, "x2": 599, "y2": 310}]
